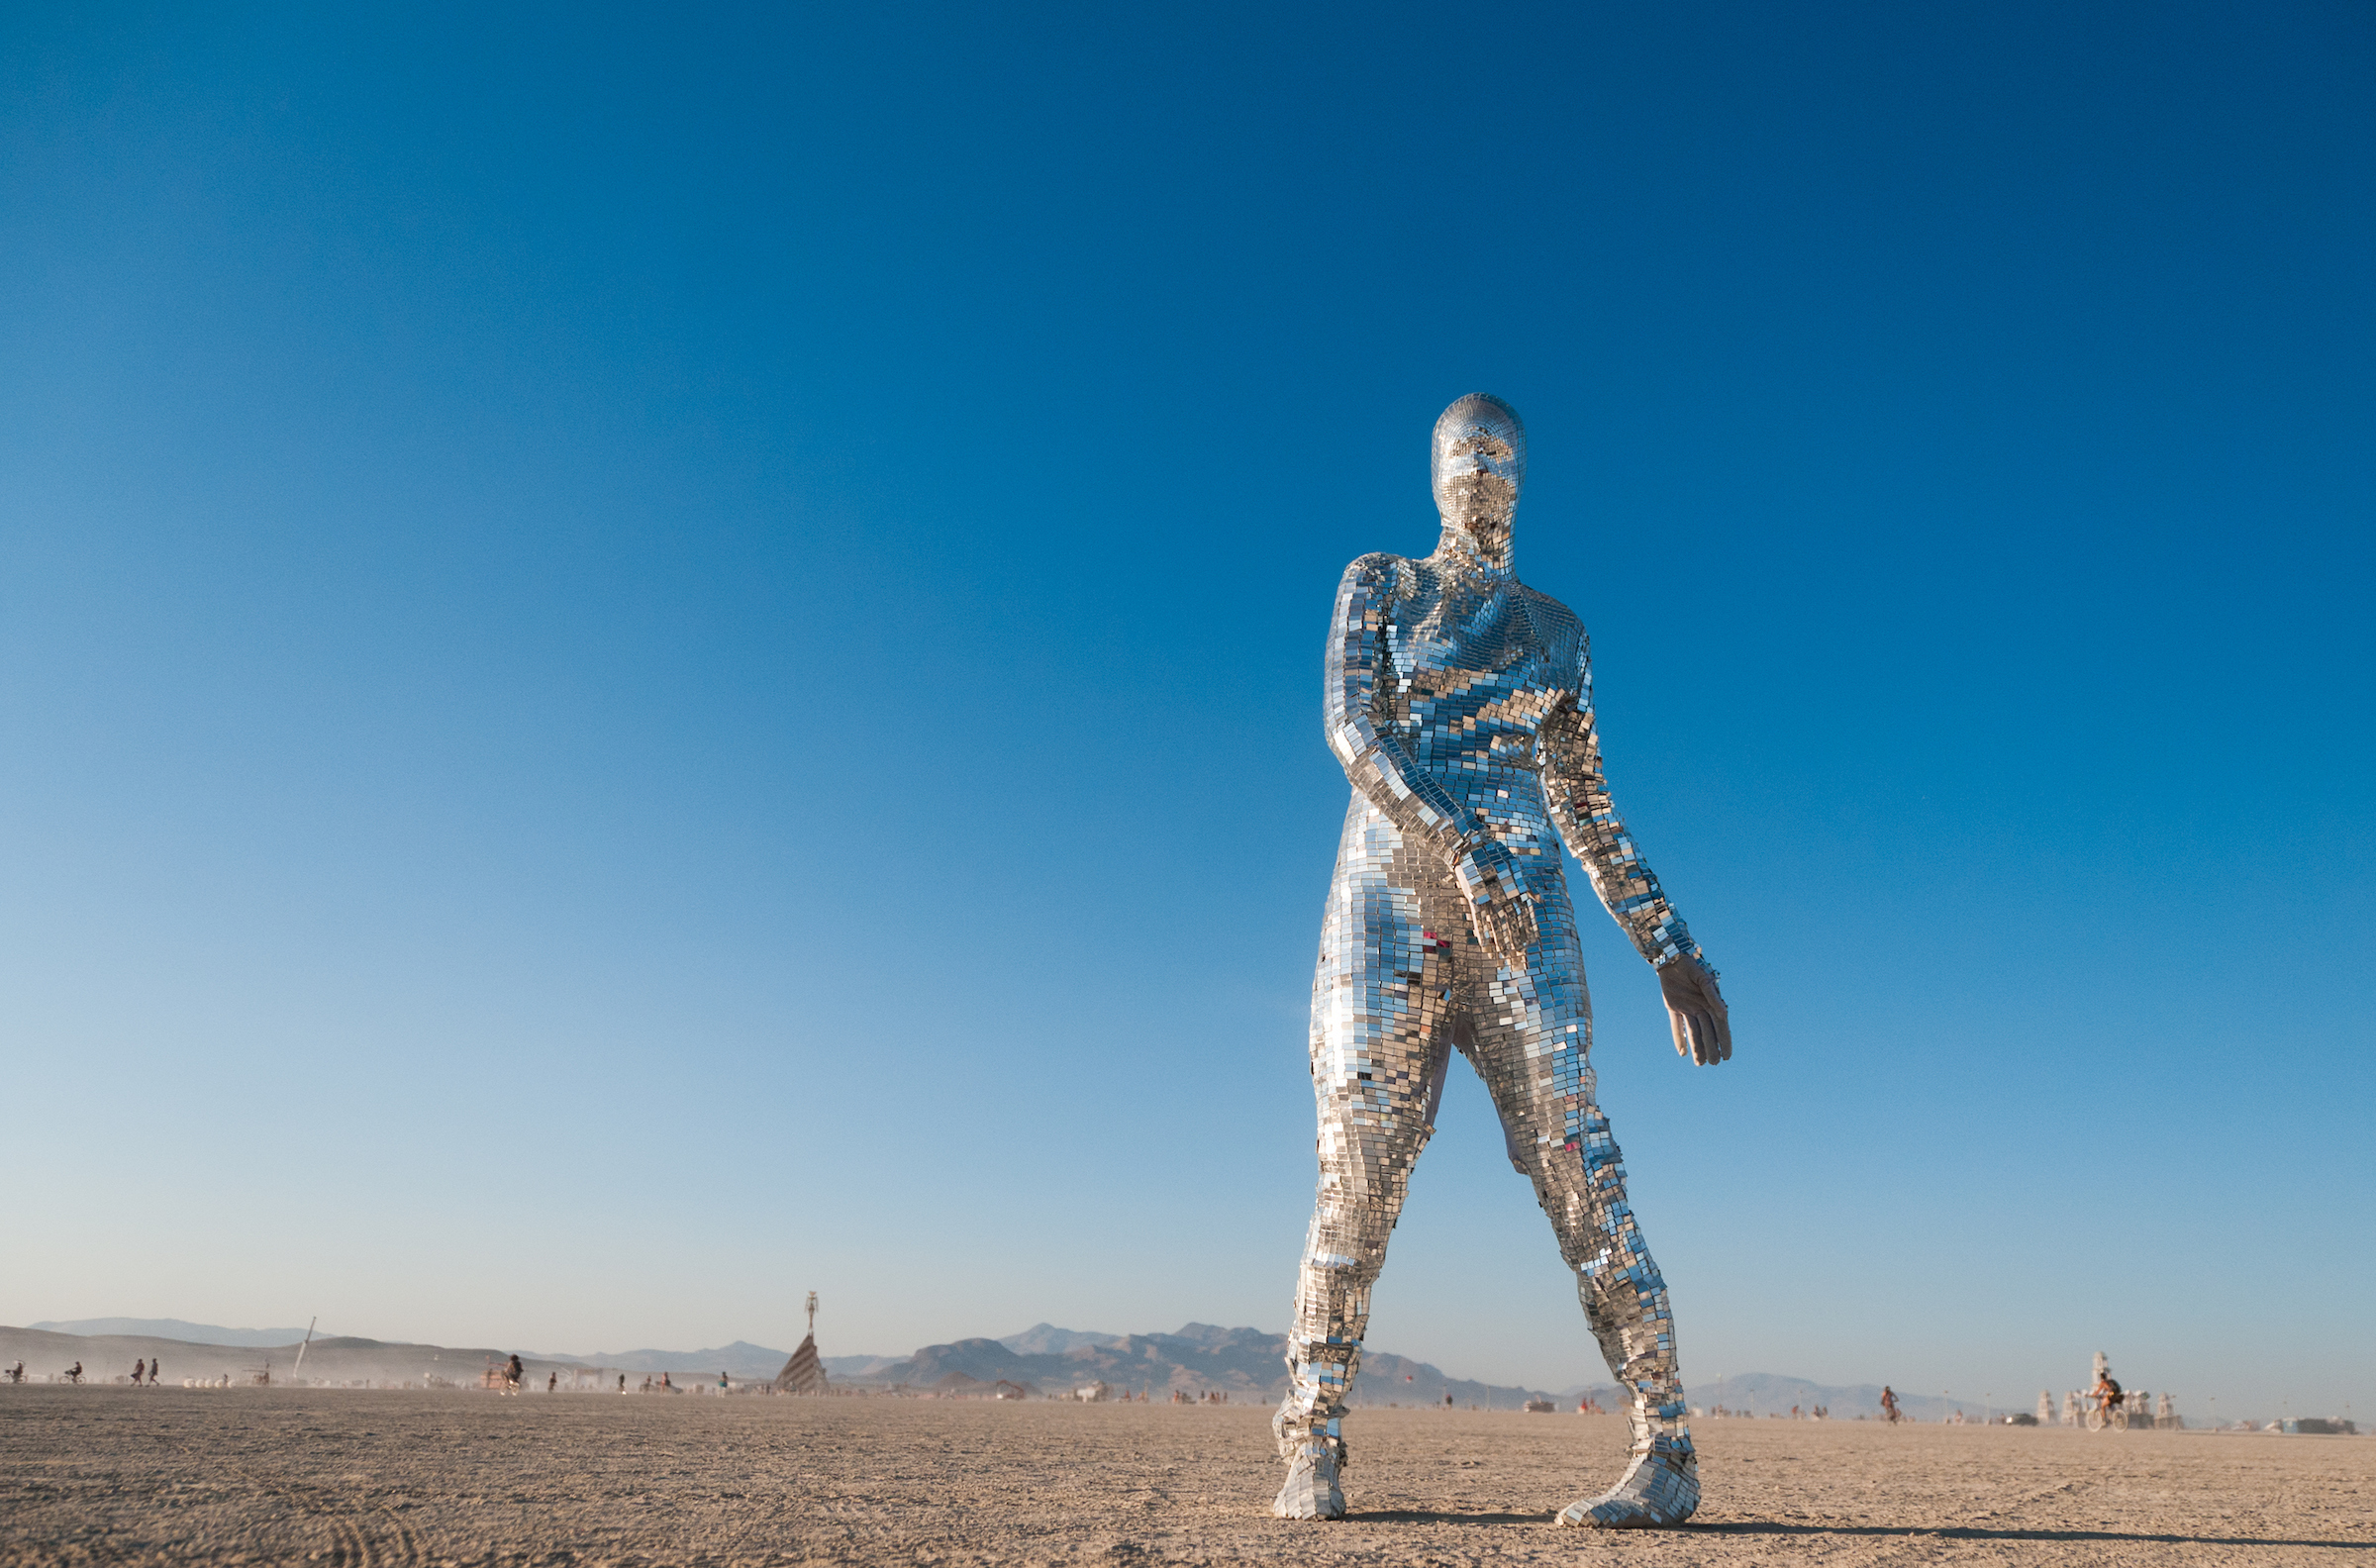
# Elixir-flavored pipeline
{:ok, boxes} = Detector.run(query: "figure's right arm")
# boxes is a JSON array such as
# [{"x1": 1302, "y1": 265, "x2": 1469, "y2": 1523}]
[{"x1": 1325, "y1": 555, "x2": 1537, "y2": 953}]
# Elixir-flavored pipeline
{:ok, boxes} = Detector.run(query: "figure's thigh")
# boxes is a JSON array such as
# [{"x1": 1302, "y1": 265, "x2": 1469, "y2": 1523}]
[
  {"x1": 1309, "y1": 799, "x2": 1461, "y2": 1211},
  {"x1": 1457, "y1": 869, "x2": 1628, "y2": 1251},
  {"x1": 1458, "y1": 864, "x2": 1595, "y2": 1138}
]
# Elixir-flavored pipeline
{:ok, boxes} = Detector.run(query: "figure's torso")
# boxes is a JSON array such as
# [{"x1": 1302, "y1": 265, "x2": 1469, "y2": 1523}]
[{"x1": 1368, "y1": 553, "x2": 1586, "y2": 847}]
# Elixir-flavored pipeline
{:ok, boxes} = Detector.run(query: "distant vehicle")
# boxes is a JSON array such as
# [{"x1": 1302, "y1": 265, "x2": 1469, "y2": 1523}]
[{"x1": 1524, "y1": 1399, "x2": 1556, "y2": 1414}]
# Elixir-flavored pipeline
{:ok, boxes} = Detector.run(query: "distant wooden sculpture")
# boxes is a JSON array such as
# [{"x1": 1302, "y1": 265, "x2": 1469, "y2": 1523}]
[{"x1": 775, "y1": 1292, "x2": 829, "y2": 1396}]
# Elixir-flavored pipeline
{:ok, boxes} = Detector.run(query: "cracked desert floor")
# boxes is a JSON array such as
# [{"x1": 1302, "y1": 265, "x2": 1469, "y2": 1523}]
[{"x1": 4, "y1": 1391, "x2": 2370, "y2": 1565}]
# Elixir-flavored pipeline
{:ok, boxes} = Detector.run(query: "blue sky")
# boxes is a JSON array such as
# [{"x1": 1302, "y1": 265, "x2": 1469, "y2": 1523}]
[{"x1": 3, "y1": 2, "x2": 2369, "y2": 1421}]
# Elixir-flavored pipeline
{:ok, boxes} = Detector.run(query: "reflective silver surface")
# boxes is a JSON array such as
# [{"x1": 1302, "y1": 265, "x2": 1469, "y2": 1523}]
[{"x1": 1273, "y1": 394, "x2": 1731, "y2": 1528}]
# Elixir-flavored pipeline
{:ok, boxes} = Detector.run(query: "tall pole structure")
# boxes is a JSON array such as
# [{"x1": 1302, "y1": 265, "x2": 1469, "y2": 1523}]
[{"x1": 807, "y1": 1292, "x2": 818, "y2": 1337}]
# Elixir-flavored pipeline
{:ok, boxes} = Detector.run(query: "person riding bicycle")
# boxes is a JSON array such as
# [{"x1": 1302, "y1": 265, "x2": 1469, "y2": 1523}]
[{"x1": 2091, "y1": 1369, "x2": 2124, "y2": 1415}]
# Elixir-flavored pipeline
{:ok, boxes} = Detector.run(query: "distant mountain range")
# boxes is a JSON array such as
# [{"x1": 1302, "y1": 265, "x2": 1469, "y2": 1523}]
[
  {"x1": 4, "y1": 1319, "x2": 2138, "y2": 1424},
  {"x1": 0, "y1": 1319, "x2": 1559, "y2": 1405},
  {"x1": 20, "y1": 1323, "x2": 793, "y2": 1380},
  {"x1": 33, "y1": 1319, "x2": 319, "y2": 1347},
  {"x1": 551, "y1": 1341, "x2": 791, "y2": 1379},
  {"x1": 836, "y1": 1323, "x2": 1568, "y2": 1407},
  {"x1": 1681, "y1": 1371, "x2": 1994, "y2": 1424},
  {"x1": 998, "y1": 1323, "x2": 1126, "y2": 1355}
]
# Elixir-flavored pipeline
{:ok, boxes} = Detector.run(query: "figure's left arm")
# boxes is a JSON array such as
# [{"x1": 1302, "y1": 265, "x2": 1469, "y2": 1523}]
[{"x1": 1539, "y1": 679, "x2": 1733, "y2": 1065}]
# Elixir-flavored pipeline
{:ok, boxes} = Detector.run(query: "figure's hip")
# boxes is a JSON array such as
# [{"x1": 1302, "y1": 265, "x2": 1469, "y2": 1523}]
[{"x1": 1330, "y1": 788, "x2": 1564, "y2": 890}]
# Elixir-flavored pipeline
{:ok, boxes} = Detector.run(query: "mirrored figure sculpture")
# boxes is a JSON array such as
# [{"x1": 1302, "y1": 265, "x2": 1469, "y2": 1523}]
[{"x1": 1273, "y1": 394, "x2": 1733, "y2": 1528}]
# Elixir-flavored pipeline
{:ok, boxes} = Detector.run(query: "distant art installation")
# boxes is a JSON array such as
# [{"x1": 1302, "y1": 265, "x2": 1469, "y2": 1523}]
[
  {"x1": 1273, "y1": 395, "x2": 1733, "y2": 1528},
  {"x1": 775, "y1": 1291, "x2": 829, "y2": 1396}
]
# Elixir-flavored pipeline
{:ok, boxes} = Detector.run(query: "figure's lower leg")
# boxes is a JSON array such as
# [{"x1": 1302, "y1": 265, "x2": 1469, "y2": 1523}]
[
  {"x1": 1272, "y1": 1202, "x2": 1385, "y2": 1519},
  {"x1": 1556, "y1": 1262, "x2": 1697, "y2": 1528},
  {"x1": 1546, "y1": 1116, "x2": 1698, "y2": 1528}
]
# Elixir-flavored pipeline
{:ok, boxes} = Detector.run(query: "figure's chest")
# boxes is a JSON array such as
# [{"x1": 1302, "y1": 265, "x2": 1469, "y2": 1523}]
[{"x1": 1383, "y1": 582, "x2": 1580, "y2": 734}]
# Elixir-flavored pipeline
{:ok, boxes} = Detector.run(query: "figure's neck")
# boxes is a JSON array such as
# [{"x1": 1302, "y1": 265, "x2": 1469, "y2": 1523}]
[{"x1": 1433, "y1": 520, "x2": 1512, "y2": 576}]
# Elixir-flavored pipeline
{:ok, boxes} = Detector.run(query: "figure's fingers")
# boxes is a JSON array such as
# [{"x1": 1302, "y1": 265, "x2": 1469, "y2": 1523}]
[
  {"x1": 1668, "y1": 1008, "x2": 1691, "y2": 1058},
  {"x1": 1711, "y1": 1004, "x2": 1732, "y2": 1061},
  {"x1": 1689, "y1": 962, "x2": 1717, "y2": 1007}
]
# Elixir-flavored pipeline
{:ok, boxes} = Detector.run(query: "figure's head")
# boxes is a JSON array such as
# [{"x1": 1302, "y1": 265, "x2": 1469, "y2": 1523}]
[{"x1": 1431, "y1": 393, "x2": 1527, "y2": 557}]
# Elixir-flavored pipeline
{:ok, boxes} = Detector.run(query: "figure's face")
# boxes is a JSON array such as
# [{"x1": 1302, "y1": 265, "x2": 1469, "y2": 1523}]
[{"x1": 1431, "y1": 396, "x2": 1526, "y2": 543}]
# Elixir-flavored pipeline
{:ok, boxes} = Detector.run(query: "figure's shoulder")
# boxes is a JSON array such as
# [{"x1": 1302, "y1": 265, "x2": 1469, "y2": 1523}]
[
  {"x1": 1340, "y1": 549, "x2": 1414, "y2": 582},
  {"x1": 1511, "y1": 581, "x2": 1590, "y2": 662},
  {"x1": 1509, "y1": 579, "x2": 1580, "y2": 623},
  {"x1": 1337, "y1": 551, "x2": 1428, "y2": 601}
]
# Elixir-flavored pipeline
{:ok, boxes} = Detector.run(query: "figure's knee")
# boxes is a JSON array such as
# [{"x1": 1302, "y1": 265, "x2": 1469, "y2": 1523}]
[
  {"x1": 1301, "y1": 1202, "x2": 1392, "y2": 1280},
  {"x1": 1500, "y1": 1118, "x2": 1544, "y2": 1175},
  {"x1": 1526, "y1": 1154, "x2": 1643, "y2": 1270},
  {"x1": 1310, "y1": 1111, "x2": 1428, "y2": 1215},
  {"x1": 1528, "y1": 1102, "x2": 1628, "y2": 1199}
]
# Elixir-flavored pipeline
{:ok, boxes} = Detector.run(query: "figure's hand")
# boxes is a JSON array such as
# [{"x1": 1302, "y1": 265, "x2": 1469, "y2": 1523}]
[
  {"x1": 1658, "y1": 952, "x2": 1732, "y2": 1065},
  {"x1": 1451, "y1": 840, "x2": 1538, "y2": 961}
]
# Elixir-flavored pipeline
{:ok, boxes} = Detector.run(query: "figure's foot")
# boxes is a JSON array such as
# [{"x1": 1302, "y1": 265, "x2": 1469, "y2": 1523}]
[
  {"x1": 1556, "y1": 1431, "x2": 1699, "y2": 1528},
  {"x1": 1272, "y1": 1448, "x2": 1345, "y2": 1519}
]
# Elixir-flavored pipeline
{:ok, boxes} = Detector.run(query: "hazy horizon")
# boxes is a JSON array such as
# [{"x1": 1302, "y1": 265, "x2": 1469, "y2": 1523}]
[{"x1": 12, "y1": 1312, "x2": 2339, "y2": 1425}]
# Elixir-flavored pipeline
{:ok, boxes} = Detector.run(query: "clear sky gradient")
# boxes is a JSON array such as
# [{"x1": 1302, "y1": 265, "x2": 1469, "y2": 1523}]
[{"x1": 3, "y1": 3, "x2": 2369, "y2": 1421}]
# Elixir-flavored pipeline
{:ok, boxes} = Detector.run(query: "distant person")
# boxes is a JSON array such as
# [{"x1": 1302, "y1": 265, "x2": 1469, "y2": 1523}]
[
  {"x1": 719, "y1": 1371, "x2": 729, "y2": 1394},
  {"x1": 661, "y1": 1372, "x2": 672, "y2": 1392},
  {"x1": 9, "y1": 1361, "x2": 24, "y2": 1383},
  {"x1": 2091, "y1": 1368, "x2": 2124, "y2": 1418},
  {"x1": 505, "y1": 1354, "x2": 524, "y2": 1396},
  {"x1": 151, "y1": 1358, "x2": 161, "y2": 1386},
  {"x1": 1879, "y1": 1387, "x2": 1901, "y2": 1424},
  {"x1": 547, "y1": 1371, "x2": 557, "y2": 1393},
  {"x1": 619, "y1": 1375, "x2": 628, "y2": 1395},
  {"x1": 67, "y1": 1362, "x2": 84, "y2": 1385},
  {"x1": 133, "y1": 1359, "x2": 146, "y2": 1386}
]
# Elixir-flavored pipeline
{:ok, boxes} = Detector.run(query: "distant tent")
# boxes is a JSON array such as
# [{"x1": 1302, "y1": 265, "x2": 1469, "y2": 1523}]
[{"x1": 775, "y1": 1333, "x2": 828, "y2": 1395}]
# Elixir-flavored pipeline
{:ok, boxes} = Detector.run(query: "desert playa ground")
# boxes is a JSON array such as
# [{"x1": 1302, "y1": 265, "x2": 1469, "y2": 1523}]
[{"x1": 2, "y1": 1391, "x2": 2368, "y2": 1566}]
